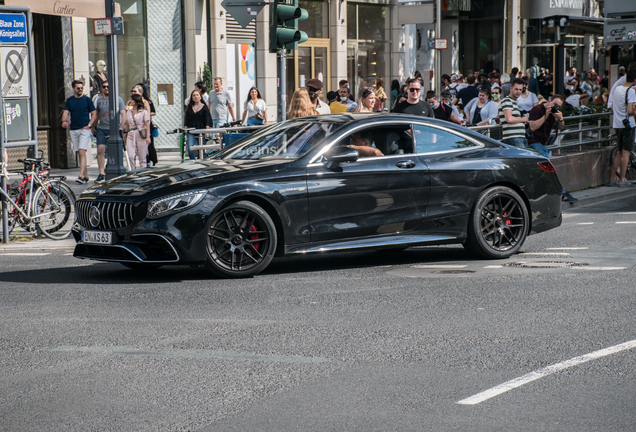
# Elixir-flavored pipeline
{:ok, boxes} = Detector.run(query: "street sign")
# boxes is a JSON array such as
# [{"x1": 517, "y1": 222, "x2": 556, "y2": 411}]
[
  {"x1": 434, "y1": 38, "x2": 448, "y2": 50},
  {"x1": 112, "y1": 17, "x2": 124, "y2": 35},
  {"x1": 0, "y1": 13, "x2": 27, "y2": 44},
  {"x1": 221, "y1": 0, "x2": 267, "y2": 28},
  {"x1": 0, "y1": 46, "x2": 29, "y2": 98},
  {"x1": 93, "y1": 18, "x2": 113, "y2": 36},
  {"x1": 3, "y1": 98, "x2": 29, "y2": 141}
]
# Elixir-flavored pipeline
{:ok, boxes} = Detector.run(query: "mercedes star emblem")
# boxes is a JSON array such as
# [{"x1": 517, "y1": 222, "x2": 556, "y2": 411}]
[{"x1": 89, "y1": 206, "x2": 101, "y2": 227}]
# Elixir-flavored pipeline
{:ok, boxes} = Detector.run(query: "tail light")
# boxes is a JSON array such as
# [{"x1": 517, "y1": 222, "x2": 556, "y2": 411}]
[{"x1": 537, "y1": 162, "x2": 556, "y2": 173}]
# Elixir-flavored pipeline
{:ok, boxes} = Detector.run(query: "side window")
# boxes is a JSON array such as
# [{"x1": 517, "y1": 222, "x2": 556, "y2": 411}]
[
  {"x1": 413, "y1": 125, "x2": 478, "y2": 154},
  {"x1": 342, "y1": 126, "x2": 413, "y2": 158}
]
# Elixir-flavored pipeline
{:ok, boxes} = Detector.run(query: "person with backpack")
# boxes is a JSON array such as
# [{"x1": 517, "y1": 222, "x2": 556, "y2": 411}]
[{"x1": 61, "y1": 80, "x2": 96, "y2": 184}]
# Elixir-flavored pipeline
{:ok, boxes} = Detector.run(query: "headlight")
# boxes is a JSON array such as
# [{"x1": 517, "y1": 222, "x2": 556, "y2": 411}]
[{"x1": 146, "y1": 190, "x2": 207, "y2": 218}]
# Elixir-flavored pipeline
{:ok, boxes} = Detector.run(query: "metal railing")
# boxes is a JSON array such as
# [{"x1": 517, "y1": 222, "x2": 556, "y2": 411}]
[
  {"x1": 467, "y1": 111, "x2": 614, "y2": 155},
  {"x1": 186, "y1": 124, "x2": 270, "y2": 158},
  {"x1": 180, "y1": 112, "x2": 614, "y2": 159}
]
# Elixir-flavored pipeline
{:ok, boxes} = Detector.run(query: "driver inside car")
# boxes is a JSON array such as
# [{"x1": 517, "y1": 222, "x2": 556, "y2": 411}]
[{"x1": 348, "y1": 131, "x2": 383, "y2": 157}]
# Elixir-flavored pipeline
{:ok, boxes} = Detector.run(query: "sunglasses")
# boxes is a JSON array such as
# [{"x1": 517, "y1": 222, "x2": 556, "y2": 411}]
[
  {"x1": 307, "y1": 86, "x2": 319, "y2": 92},
  {"x1": 102, "y1": 85, "x2": 109, "y2": 89},
  {"x1": 408, "y1": 87, "x2": 421, "y2": 92}
]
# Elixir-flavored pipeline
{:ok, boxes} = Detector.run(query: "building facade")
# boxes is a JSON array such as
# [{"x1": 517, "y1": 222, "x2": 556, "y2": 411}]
[{"x1": 2, "y1": 0, "x2": 611, "y2": 168}]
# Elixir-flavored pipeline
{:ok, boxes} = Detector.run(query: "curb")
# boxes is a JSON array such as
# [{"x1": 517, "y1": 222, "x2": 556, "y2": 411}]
[
  {"x1": 0, "y1": 238, "x2": 76, "y2": 251},
  {"x1": 561, "y1": 185, "x2": 636, "y2": 210}
]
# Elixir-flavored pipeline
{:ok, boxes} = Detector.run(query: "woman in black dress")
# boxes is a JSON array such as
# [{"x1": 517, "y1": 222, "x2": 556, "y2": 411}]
[{"x1": 184, "y1": 89, "x2": 213, "y2": 160}]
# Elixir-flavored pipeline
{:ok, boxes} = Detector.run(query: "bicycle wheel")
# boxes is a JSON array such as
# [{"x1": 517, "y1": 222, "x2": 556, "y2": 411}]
[{"x1": 33, "y1": 183, "x2": 75, "y2": 240}]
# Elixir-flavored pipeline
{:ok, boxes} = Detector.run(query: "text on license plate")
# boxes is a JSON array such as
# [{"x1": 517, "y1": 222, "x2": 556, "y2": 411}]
[{"x1": 82, "y1": 230, "x2": 112, "y2": 244}]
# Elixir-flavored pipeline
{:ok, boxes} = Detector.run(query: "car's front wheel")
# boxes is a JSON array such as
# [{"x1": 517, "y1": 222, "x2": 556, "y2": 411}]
[
  {"x1": 463, "y1": 186, "x2": 528, "y2": 259},
  {"x1": 205, "y1": 200, "x2": 277, "y2": 278}
]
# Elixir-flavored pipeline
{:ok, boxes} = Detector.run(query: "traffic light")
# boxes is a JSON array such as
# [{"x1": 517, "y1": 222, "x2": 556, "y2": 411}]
[{"x1": 269, "y1": 0, "x2": 308, "y2": 53}]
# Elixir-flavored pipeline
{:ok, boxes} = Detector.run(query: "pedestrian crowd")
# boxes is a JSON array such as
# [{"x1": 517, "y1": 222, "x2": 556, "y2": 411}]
[{"x1": 60, "y1": 60, "x2": 632, "y2": 194}]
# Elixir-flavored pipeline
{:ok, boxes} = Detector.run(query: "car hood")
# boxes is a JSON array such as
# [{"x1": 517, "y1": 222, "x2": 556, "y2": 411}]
[{"x1": 80, "y1": 159, "x2": 296, "y2": 198}]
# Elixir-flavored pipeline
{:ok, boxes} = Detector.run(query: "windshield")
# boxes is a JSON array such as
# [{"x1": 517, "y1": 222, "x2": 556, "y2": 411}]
[{"x1": 212, "y1": 117, "x2": 349, "y2": 160}]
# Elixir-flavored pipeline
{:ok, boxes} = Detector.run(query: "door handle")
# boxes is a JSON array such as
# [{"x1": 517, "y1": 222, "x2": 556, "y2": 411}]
[{"x1": 396, "y1": 160, "x2": 416, "y2": 169}]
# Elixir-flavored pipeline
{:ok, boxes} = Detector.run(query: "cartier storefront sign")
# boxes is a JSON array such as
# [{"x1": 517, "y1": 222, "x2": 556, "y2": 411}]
[{"x1": 3, "y1": 1, "x2": 120, "y2": 19}]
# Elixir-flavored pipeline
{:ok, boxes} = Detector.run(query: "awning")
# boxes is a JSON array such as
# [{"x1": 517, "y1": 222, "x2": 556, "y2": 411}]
[
  {"x1": 562, "y1": 16, "x2": 605, "y2": 36},
  {"x1": 4, "y1": 1, "x2": 120, "y2": 19}
]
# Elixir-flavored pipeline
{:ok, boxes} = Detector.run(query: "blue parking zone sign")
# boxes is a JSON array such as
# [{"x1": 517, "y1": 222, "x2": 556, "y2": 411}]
[{"x1": 0, "y1": 14, "x2": 27, "y2": 44}]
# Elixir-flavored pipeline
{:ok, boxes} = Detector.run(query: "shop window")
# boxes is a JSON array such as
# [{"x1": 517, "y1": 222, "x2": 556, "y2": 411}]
[
  {"x1": 87, "y1": 0, "x2": 148, "y2": 102},
  {"x1": 347, "y1": 3, "x2": 391, "y2": 99},
  {"x1": 299, "y1": 0, "x2": 329, "y2": 39}
]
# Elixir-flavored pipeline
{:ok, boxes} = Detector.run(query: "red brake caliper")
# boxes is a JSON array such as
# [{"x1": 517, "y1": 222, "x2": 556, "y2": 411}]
[{"x1": 249, "y1": 223, "x2": 261, "y2": 251}]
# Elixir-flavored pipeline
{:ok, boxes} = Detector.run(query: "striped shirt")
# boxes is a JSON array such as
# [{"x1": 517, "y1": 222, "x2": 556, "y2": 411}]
[{"x1": 498, "y1": 96, "x2": 526, "y2": 140}]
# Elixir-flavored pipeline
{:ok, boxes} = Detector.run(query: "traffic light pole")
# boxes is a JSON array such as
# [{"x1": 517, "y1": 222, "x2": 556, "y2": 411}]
[
  {"x1": 278, "y1": 49, "x2": 287, "y2": 122},
  {"x1": 105, "y1": 0, "x2": 126, "y2": 180}
]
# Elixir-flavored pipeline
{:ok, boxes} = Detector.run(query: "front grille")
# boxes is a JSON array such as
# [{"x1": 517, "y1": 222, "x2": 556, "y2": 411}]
[{"x1": 76, "y1": 200, "x2": 135, "y2": 230}]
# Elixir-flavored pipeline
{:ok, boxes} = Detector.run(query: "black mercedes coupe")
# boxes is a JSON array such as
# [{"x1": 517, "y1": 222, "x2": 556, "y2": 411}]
[{"x1": 72, "y1": 114, "x2": 563, "y2": 277}]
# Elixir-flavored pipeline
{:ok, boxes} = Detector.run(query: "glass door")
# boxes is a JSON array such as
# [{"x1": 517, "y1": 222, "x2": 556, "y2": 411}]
[{"x1": 288, "y1": 39, "x2": 331, "y2": 102}]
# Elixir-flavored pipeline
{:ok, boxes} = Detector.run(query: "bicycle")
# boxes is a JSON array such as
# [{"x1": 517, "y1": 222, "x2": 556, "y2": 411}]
[
  {"x1": 1, "y1": 157, "x2": 76, "y2": 240},
  {"x1": 609, "y1": 145, "x2": 636, "y2": 180}
]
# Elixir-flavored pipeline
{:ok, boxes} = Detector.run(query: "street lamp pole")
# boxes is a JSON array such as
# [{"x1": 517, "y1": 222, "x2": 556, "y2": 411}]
[
  {"x1": 105, "y1": 0, "x2": 126, "y2": 180},
  {"x1": 435, "y1": 0, "x2": 441, "y2": 92}
]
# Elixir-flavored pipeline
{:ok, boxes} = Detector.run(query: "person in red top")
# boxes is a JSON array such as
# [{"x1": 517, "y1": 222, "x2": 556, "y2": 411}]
[{"x1": 527, "y1": 94, "x2": 564, "y2": 157}]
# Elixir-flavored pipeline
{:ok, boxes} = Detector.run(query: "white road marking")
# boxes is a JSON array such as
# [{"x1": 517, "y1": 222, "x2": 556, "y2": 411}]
[
  {"x1": 616, "y1": 221, "x2": 636, "y2": 224},
  {"x1": 578, "y1": 223, "x2": 594, "y2": 225},
  {"x1": 518, "y1": 252, "x2": 570, "y2": 256},
  {"x1": 483, "y1": 265, "x2": 503, "y2": 269},
  {"x1": 573, "y1": 266, "x2": 627, "y2": 271},
  {"x1": 546, "y1": 247, "x2": 588, "y2": 250},
  {"x1": 49, "y1": 345, "x2": 329, "y2": 364},
  {"x1": 617, "y1": 212, "x2": 636, "y2": 215},
  {"x1": 412, "y1": 264, "x2": 468, "y2": 269},
  {"x1": 457, "y1": 339, "x2": 636, "y2": 405},
  {"x1": 0, "y1": 252, "x2": 51, "y2": 256}
]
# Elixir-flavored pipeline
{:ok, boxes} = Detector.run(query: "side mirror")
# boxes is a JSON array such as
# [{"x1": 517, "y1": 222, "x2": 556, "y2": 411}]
[{"x1": 323, "y1": 146, "x2": 359, "y2": 164}]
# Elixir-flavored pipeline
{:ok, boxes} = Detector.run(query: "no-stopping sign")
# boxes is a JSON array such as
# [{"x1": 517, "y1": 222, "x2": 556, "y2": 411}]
[{"x1": 1, "y1": 46, "x2": 29, "y2": 98}]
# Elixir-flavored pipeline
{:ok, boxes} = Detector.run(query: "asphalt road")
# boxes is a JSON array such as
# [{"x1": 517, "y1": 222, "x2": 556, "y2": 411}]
[{"x1": 1, "y1": 194, "x2": 635, "y2": 431}]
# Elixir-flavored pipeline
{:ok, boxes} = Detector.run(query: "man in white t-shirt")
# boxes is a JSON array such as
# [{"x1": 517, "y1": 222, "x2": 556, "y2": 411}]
[
  {"x1": 564, "y1": 67, "x2": 578, "y2": 92},
  {"x1": 564, "y1": 89, "x2": 588, "y2": 108},
  {"x1": 607, "y1": 62, "x2": 636, "y2": 110},
  {"x1": 609, "y1": 69, "x2": 636, "y2": 187}
]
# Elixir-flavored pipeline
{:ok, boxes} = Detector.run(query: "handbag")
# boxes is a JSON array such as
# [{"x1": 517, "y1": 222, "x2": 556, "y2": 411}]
[
  {"x1": 151, "y1": 125, "x2": 159, "y2": 138},
  {"x1": 138, "y1": 128, "x2": 147, "y2": 139}
]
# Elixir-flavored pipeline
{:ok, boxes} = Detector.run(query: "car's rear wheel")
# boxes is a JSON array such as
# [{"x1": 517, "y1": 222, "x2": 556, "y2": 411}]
[
  {"x1": 463, "y1": 186, "x2": 528, "y2": 259},
  {"x1": 204, "y1": 200, "x2": 277, "y2": 278}
]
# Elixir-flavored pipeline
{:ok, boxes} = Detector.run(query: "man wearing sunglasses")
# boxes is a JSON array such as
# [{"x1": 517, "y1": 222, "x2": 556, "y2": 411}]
[
  {"x1": 391, "y1": 78, "x2": 434, "y2": 117},
  {"x1": 92, "y1": 81, "x2": 126, "y2": 183},
  {"x1": 62, "y1": 80, "x2": 96, "y2": 184},
  {"x1": 306, "y1": 78, "x2": 331, "y2": 114}
]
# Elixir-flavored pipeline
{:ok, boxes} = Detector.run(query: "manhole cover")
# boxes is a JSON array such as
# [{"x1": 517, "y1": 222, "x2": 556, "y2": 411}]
[
  {"x1": 431, "y1": 270, "x2": 476, "y2": 274},
  {"x1": 504, "y1": 261, "x2": 588, "y2": 269}
]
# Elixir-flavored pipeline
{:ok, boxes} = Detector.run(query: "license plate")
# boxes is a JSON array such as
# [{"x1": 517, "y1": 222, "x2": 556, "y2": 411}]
[{"x1": 82, "y1": 230, "x2": 113, "y2": 245}]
